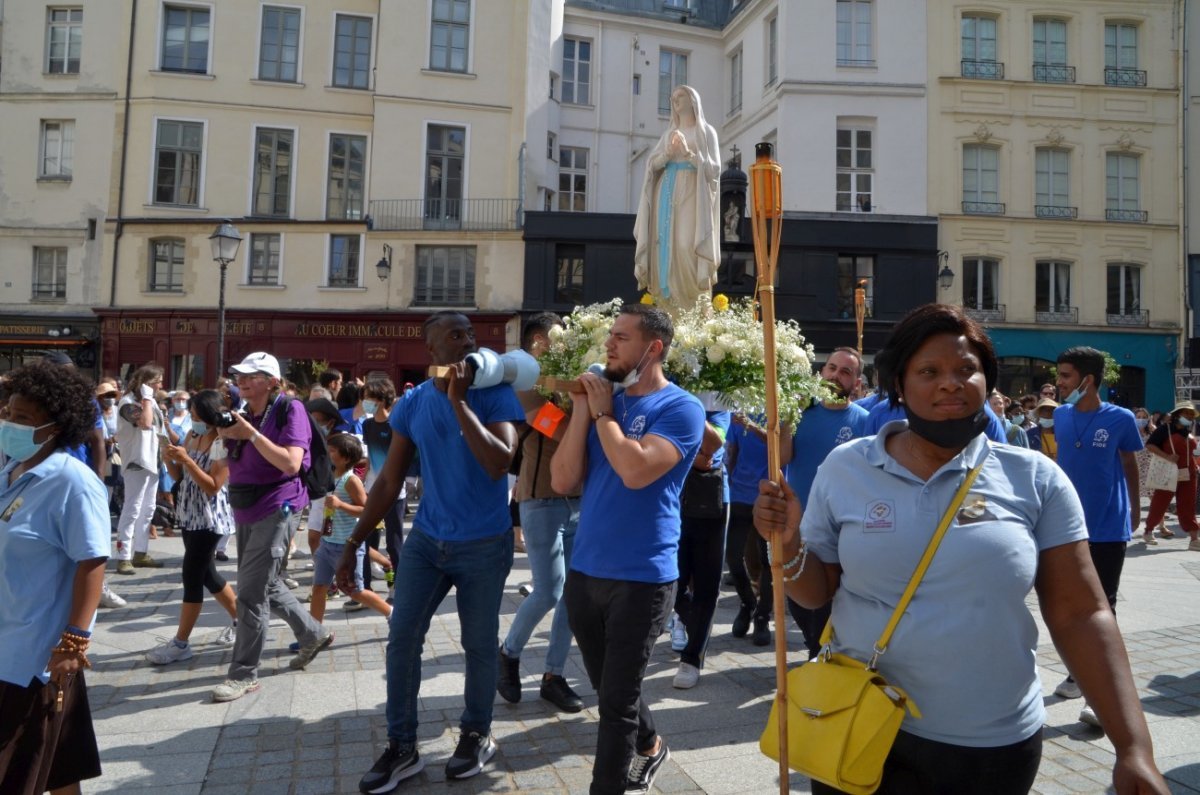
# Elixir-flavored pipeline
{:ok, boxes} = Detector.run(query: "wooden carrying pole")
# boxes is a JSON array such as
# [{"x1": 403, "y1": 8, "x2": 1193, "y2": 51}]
[
  {"x1": 750, "y1": 141, "x2": 788, "y2": 792},
  {"x1": 855, "y1": 279, "x2": 868, "y2": 356}
]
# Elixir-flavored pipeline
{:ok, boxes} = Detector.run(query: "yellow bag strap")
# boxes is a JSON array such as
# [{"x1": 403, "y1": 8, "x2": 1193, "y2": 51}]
[{"x1": 819, "y1": 461, "x2": 984, "y2": 667}]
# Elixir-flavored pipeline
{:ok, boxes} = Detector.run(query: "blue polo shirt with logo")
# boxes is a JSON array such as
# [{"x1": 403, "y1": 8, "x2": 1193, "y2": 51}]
[{"x1": 1053, "y1": 402, "x2": 1142, "y2": 542}]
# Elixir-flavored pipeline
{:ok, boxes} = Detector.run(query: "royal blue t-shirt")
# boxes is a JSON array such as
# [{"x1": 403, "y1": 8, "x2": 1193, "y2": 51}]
[
  {"x1": 572, "y1": 384, "x2": 704, "y2": 584},
  {"x1": 788, "y1": 402, "x2": 869, "y2": 508},
  {"x1": 705, "y1": 410, "x2": 732, "y2": 502},
  {"x1": 865, "y1": 399, "x2": 1008, "y2": 443},
  {"x1": 855, "y1": 392, "x2": 886, "y2": 412},
  {"x1": 64, "y1": 399, "x2": 104, "y2": 475},
  {"x1": 1053, "y1": 402, "x2": 1143, "y2": 542},
  {"x1": 726, "y1": 417, "x2": 784, "y2": 505},
  {"x1": 390, "y1": 380, "x2": 523, "y2": 541},
  {"x1": 339, "y1": 407, "x2": 363, "y2": 435}
]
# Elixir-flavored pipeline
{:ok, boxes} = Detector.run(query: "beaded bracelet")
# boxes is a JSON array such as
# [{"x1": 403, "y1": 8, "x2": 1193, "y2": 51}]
[
  {"x1": 53, "y1": 630, "x2": 92, "y2": 668},
  {"x1": 765, "y1": 540, "x2": 804, "y2": 572},
  {"x1": 782, "y1": 545, "x2": 809, "y2": 583}
]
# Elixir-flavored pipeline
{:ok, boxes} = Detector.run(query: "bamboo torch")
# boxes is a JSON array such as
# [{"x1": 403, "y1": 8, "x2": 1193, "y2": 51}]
[
  {"x1": 855, "y1": 279, "x2": 868, "y2": 356},
  {"x1": 750, "y1": 141, "x2": 788, "y2": 792}
]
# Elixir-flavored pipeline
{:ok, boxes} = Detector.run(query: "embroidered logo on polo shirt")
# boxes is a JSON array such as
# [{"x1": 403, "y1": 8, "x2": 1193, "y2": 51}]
[
  {"x1": 1093, "y1": 429, "x2": 1109, "y2": 448},
  {"x1": 628, "y1": 415, "x2": 647, "y2": 439},
  {"x1": 835, "y1": 426, "x2": 854, "y2": 444},
  {"x1": 864, "y1": 499, "x2": 895, "y2": 532}
]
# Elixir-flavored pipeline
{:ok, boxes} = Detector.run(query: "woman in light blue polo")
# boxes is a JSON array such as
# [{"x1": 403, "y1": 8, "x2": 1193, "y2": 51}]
[
  {"x1": 0, "y1": 362, "x2": 110, "y2": 793},
  {"x1": 754, "y1": 304, "x2": 1166, "y2": 794}
]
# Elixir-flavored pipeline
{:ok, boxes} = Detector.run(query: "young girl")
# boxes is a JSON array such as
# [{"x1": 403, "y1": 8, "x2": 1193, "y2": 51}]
[
  {"x1": 308, "y1": 433, "x2": 392, "y2": 622},
  {"x1": 145, "y1": 389, "x2": 238, "y2": 664}
]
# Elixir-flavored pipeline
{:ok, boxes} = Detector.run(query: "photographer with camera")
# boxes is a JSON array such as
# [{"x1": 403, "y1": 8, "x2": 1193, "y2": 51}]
[{"x1": 211, "y1": 352, "x2": 331, "y2": 703}]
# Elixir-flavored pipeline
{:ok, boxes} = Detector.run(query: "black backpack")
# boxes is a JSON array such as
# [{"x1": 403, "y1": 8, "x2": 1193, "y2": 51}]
[{"x1": 274, "y1": 395, "x2": 336, "y2": 499}]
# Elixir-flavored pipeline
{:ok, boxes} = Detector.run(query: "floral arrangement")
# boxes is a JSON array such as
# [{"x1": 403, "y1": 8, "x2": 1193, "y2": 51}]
[{"x1": 538, "y1": 295, "x2": 829, "y2": 425}]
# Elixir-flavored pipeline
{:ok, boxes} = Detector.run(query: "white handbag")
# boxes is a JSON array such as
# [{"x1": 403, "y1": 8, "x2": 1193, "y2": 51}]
[{"x1": 1146, "y1": 450, "x2": 1179, "y2": 492}]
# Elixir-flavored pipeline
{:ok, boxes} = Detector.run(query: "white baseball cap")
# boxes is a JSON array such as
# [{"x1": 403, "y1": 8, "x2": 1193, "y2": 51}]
[{"x1": 229, "y1": 351, "x2": 281, "y2": 380}]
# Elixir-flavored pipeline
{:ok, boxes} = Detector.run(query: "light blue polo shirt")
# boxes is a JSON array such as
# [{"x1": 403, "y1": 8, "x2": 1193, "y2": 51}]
[
  {"x1": 0, "y1": 451, "x2": 110, "y2": 686},
  {"x1": 802, "y1": 421, "x2": 1087, "y2": 746},
  {"x1": 787, "y1": 402, "x2": 869, "y2": 508},
  {"x1": 1053, "y1": 402, "x2": 1142, "y2": 542}
]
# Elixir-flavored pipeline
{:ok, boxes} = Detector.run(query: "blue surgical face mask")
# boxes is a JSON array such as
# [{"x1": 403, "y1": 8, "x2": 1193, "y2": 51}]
[
  {"x1": 1062, "y1": 379, "x2": 1089, "y2": 406},
  {"x1": 362, "y1": 399, "x2": 379, "y2": 416},
  {"x1": 1136, "y1": 418, "x2": 1149, "y2": 429},
  {"x1": 1178, "y1": 416, "x2": 1193, "y2": 429},
  {"x1": 1011, "y1": 412, "x2": 1025, "y2": 425},
  {"x1": 1038, "y1": 417, "x2": 1055, "y2": 429},
  {"x1": 0, "y1": 420, "x2": 56, "y2": 462},
  {"x1": 191, "y1": 421, "x2": 209, "y2": 436},
  {"x1": 318, "y1": 424, "x2": 330, "y2": 437}
]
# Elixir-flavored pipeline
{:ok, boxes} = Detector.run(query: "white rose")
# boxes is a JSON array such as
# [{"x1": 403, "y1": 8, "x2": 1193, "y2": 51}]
[
  {"x1": 547, "y1": 325, "x2": 564, "y2": 340},
  {"x1": 708, "y1": 344, "x2": 727, "y2": 364}
]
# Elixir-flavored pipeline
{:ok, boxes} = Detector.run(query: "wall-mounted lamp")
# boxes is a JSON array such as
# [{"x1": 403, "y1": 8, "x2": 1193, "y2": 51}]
[
  {"x1": 936, "y1": 250, "x2": 955, "y2": 291},
  {"x1": 376, "y1": 244, "x2": 393, "y2": 281}
]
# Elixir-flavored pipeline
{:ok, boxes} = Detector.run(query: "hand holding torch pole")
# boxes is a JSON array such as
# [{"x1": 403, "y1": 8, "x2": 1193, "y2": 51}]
[{"x1": 855, "y1": 279, "x2": 868, "y2": 356}]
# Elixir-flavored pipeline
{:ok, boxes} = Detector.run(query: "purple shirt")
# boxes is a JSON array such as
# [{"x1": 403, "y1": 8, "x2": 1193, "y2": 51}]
[{"x1": 225, "y1": 395, "x2": 311, "y2": 524}]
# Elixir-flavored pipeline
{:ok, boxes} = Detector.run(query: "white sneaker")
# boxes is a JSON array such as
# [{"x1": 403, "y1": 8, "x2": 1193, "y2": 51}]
[
  {"x1": 1079, "y1": 703, "x2": 1102, "y2": 728},
  {"x1": 145, "y1": 639, "x2": 195, "y2": 665},
  {"x1": 99, "y1": 584, "x2": 127, "y2": 609},
  {"x1": 1054, "y1": 678, "x2": 1082, "y2": 699},
  {"x1": 670, "y1": 614, "x2": 687, "y2": 652},
  {"x1": 673, "y1": 662, "x2": 700, "y2": 689},
  {"x1": 371, "y1": 562, "x2": 388, "y2": 579},
  {"x1": 215, "y1": 624, "x2": 236, "y2": 645},
  {"x1": 212, "y1": 678, "x2": 261, "y2": 702}
]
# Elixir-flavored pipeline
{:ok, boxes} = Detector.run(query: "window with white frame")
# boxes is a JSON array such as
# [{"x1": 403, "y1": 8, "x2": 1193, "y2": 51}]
[
  {"x1": 962, "y1": 144, "x2": 999, "y2": 211},
  {"x1": 327, "y1": 133, "x2": 366, "y2": 220},
  {"x1": 414, "y1": 246, "x2": 475, "y2": 306},
  {"x1": 425, "y1": 125, "x2": 465, "y2": 226},
  {"x1": 658, "y1": 49, "x2": 688, "y2": 115},
  {"x1": 332, "y1": 14, "x2": 372, "y2": 89},
  {"x1": 150, "y1": 238, "x2": 185, "y2": 292},
  {"x1": 258, "y1": 6, "x2": 301, "y2": 82},
  {"x1": 1035, "y1": 148, "x2": 1070, "y2": 209},
  {"x1": 39, "y1": 120, "x2": 75, "y2": 179},
  {"x1": 1032, "y1": 18, "x2": 1070, "y2": 82},
  {"x1": 161, "y1": 4, "x2": 210, "y2": 74},
  {"x1": 1105, "y1": 22, "x2": 1138, "y2": 71},
  {"x1": 253, "y1": 128, "x2": 293, "y2": 217},
  {"x1": 327, "y1": 234, "x2": 360, "y2": 287},
  {"x1": 547, "y1": 131, "x2": 557, "y2": 161},
  {"x1": 248, "y1": 233, "x2": 281, "y2": 285},
  {"x1": 1106, "y1": 152, "x2": 1140, "y2": 211},
  {"x1": 562, "y1": 38, "x2": 591, "y2": 105},
  {"x1": 836, "y1": 127, "x2": 872, "y2": 212},
  {"x1": 836, "y1": 255, "x2": 874, "y2": 317},
  {"x1": 962, "y1": 257, "x2": 999, "y2": 310},
  {"x1": 32, "y1": 247, "x2": 67, "y2": 300},
  {"x1": 1106, "y1": 263, "x2": 1141, "y2": 315},
  {"x1": 1035, "y1": 260, "x2": 1071, "y2": 312},
  {"x1": 836, "y1": 0, "x2": 873, "y2": 66},
  {"x1": 430, "y1": 0, "x2": 470, "y2": 72},
  {"x1": 154, "y1": 119, "x2": 203, "y2": 206},
  {"x1": 961, "y1": 14, "x2": 999, "y2": 78},
  {"x1": 45, "y1": 8, "x2": 82, "y2": 74},
  {"x1": 729, "y1": 49, "x2": 743, "y2": 114},
  {"x1": 558, "y1": 147, "x2": 587, "y2": 212},
  {"x1": 766, "y1": 15, "x2": 778, "y2": 86}
]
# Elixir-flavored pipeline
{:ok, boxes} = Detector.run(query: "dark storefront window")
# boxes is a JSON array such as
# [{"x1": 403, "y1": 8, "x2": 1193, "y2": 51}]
[
  {"x1": 554, "y1": 245, "x2": 585, "y2": 306},
  {"x1": 170, "y1": 354, "x2": 205, "y2": 392},
  {"x1": 997, "y1": 357, "x2": 1056, "y2": 402},
  {"x1": 835, "y1": 254, "x2": 874, "y2": 318}
]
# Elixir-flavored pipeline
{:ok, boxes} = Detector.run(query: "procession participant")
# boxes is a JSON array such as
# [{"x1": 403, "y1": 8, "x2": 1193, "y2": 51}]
[
  {"x1": 361, "y1": 377, "x2": 407, "y2": 601},
  {"x1": 552, "y1": 304, "x2": 704, "y2": 795},
  {"x1": 113, "y1": 364, "x2": 166, "y2": 573},
  {"x1": 1143, "y1": 403, "x2": 1199, "y2": 548},
  {"x1": 1028, "y1": 398, "x2": 1059, "y2": 459}
]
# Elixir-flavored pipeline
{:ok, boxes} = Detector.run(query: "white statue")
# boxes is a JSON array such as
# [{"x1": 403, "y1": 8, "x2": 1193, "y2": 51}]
[{"x1": 633, "y1": 85, "x2": 721, "y2": 309}]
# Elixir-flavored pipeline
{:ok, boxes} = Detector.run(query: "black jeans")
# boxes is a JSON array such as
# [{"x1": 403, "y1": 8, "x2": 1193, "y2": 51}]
[
  {"x1": 675, "y1": 509, "x2": 728, "y2": 668},
  {"x1": 753, "y1": 535, "x2": 827, "y2": 655},
  {"x1": 360, "y1": 528, "x2": 382, "y2": 591},
  {"x1": 811, "y1": 728, "x2": 1042, "y2": 795},
  {"x1": 725, "y1": 503, "x2": 767, "y2": 614},
  {"x1": 383, "y1": 497, "x2": 406, "y2": 571},
  {"x1": 1088, "y1": 541, "x2": 1126, "y2": 613},
  {"x1": 565, "y1": 571, "x2": 675, "y2": 795},
  {"x1": 180, "y1": 529, "x2": 228, "y2": 603}
]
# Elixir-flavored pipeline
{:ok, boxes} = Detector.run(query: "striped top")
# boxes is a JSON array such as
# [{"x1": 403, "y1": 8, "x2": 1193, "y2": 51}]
[{"x1": 177, "y1": 445, "x2": 234, "y2": 535}]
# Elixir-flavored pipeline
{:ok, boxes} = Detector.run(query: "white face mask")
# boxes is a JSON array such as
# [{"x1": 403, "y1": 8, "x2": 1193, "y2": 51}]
[{"x1": 614, "y1": 345, "x2": 654, "y2": 392}]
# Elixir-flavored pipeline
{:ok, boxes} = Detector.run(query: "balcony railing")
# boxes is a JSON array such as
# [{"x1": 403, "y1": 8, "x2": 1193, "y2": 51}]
[
  {"x1": 962, "y1": 59, "x2": 1004, "y2": 80},
  {"x1": 1035, "y1": 306, "x2": 1078, "y2": 324},
  {"x1": 367, "y1": 198, "x2": 523, "y2": 232},
  {"x1": 962, "y1": 200, "x2": 1006, "y2": 215},
  {"x1": 837, "y1": 59, "x2": 876, "y2": 68},
  {"x1": 1107, "y1": 309, "x2": 1149, "y2": 327},
  {"x1": 964, "y1": 304, "x2": 1006, "y2": 323},
  {"x1": 1106, "y1": 208, "x2": 1148, "y2": 223},
  {"x1": 1033, "y1": 64, "x2": 1076, "y2": 83},
  {"x1": 1035, "y1": 205, "x2": 1078, "y2": 219},
  {"x1": 1105, "y1": 67, "x2": 1147, "y2": 87}
]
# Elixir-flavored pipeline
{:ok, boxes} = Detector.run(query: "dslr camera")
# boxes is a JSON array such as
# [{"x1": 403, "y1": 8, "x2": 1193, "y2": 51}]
[{"x1": 213, "y1": 409, "x2": 242, "y2": 429}]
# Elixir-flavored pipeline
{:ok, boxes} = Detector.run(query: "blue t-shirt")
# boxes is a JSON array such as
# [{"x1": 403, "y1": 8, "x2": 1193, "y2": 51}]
[
  {"x1": 572, "y1": 384, "x2": 704, "y2": 584},
  {"x1": 65, "y1": 399, "x2": 104, "y2": 474},
  {"x1": 1053, "y1": 402, "x2": 1143, "y2": 542},
  {"x1": 787, "y1": 402, "x2": 869, "y2": 508},
  {"x1": 390, "y1": 380, "x2": 523, "y2": 541},
  {"x1": 726, "y1": 417, "x2": 783, "y2": 505},
  {"x1": 855, "y1": 392, "x2": 886, "y2": 412},
  {"x1": 705, "y1": 411, "x2": 731, "y2": 502},
  {"x1": 339, "y1": 407, "x2": 363, "y2": 435},
  {"x1": 865, "y1": 399, "x2": 1008, "y2": 444}
]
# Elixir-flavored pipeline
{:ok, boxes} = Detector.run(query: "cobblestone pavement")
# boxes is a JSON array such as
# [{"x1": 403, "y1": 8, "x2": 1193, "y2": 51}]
[{"x1": 82, "y1": 508, "x2": 1200, "y2": 794}]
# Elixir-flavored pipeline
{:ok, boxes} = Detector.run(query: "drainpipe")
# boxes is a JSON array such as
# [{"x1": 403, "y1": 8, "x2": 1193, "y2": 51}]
[
  {"x1": 1181, "y1": 0, "x2": 1191, "y2": 368},
  {"x1": 517, "y1": 142, "x2": 526, "y2": 227},
  {"x1": 110, "y1": 0, "x2": 137, "y2": 307},
  {"x1": 627, "y1": 33, "x2": 638, "y2": 212}
]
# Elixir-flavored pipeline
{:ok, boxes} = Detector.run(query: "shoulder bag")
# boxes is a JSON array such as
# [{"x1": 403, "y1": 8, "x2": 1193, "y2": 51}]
[
  {"x1": 759, "y1": 463, "x2": 983, "y2": 795},
  {"x1": 1146, "y1": 440, "x2": 1179, "y2": 493}
]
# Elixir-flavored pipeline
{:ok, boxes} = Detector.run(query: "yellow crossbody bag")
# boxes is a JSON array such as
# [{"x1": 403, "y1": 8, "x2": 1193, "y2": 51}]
[{"x1": 760, "y1": 463, "x2": 984, "y2": 794}]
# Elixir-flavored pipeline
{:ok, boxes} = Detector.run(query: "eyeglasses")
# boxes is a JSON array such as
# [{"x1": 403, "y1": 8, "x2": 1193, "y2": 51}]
[{"x1": 234, "y1": 373, "x2": 265, "y2": 384}]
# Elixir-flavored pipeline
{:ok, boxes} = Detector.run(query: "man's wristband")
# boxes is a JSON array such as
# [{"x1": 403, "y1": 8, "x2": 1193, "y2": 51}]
[
  {"x1": 65, "y1": 624, "x2": 92, "y2": 639},
  {"x1": 593, "y1": 410, "x2": 611, "y2": 422}
]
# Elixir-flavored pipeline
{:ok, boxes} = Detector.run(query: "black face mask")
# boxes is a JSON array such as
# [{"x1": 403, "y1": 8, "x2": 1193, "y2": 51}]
[{"x1": 903, "y1": 405, "x2": 990, "y2": 450}]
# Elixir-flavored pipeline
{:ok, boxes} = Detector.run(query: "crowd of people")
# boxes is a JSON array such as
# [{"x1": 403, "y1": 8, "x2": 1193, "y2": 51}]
[{"x1": 0, "y1": 302, "x2": 1179, "y2": 794}]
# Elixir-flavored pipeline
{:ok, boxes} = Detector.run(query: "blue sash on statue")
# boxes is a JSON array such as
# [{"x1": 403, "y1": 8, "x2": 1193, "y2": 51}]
[{"x1": 656, "y1": 161, "x2": 696, "y2": 299}]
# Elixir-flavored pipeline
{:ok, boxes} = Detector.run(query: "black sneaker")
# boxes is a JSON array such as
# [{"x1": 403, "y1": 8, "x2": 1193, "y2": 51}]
[
  {"x1": 445, "y1": 730, "x2": 496, "y2": 780},
  {"x1": 626, "y1": 737, "x2": 670, "y2": 794},
  {"x1": 731, "y1": 603, "x2": 753, "y2": 638},
  {"x1": 540, "y1": 674, "x2": 584, "y2": 713},
  {"x1": 359, "y1": 739, "x2": 423, "y2": 794},
  {"x1": 496, "y1": 645, "x2": 521, "y2": 703},
  {"x1": 752, "y1": 617, "x2": 771, "y2": 647}
]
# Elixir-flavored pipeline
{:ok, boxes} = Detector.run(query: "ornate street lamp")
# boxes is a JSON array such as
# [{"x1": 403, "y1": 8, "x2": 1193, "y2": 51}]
[{"x1": 209, "y1": 221, "x2": 243, "y2": 378}]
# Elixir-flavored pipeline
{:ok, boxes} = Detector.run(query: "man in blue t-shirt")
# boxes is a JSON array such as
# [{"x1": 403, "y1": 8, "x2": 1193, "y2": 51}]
[
  {"x1": 336, "y1": 312, "x2": 523, "y2": 791},
  {"x1": 1051, "y1": 346, "x2": 1143, "y2": 723},
  {"x1": 552, "y1": 304, "x2": 704, "y2": 795}
]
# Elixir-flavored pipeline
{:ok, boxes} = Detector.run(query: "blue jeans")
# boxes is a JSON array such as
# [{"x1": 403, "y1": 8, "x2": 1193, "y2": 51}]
[
  {"x1": 503, "y1": 497, "x2": 580, "y2": 675},
  {"x1": 385, "y1": 527, "x2": 514, "y2": 743}
]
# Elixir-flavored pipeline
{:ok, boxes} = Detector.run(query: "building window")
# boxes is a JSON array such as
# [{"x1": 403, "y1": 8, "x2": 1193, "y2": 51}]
[
  {"x1": 425, "y1": 124, "x2": 465, "y2": 227},
  {"x1": 961, "y1": 14, "x2": 1001, "y2": 79},
  {"x1": 962, "y1": 257, "x2": 999, "y2": 310},
  {"x1": 1107, "y1": 263, "x2": 1141, "y2": 315},
  {"x1": 836, "y1": 128, "x2": 872, "y2": 212},
  {"x1": 1105, "y1": 23, "x2": 1138, "y2": 72},
  {"x1": 39, "y1": 120, "x2": 75, "y2": 179},
  {"x1": 429, "y1": 0, "x2": 470, "y2": 72},
  {"x1": 836, "y1": 0, "x2": 873, "y2": 66},
  {"x1": 332, "y1": 14, "x2": 372, "y2": 89},
  {"x1": 836, "y1": 255, "x2": 874, "y2": 317},
  {"x1": 562, "y1": 38, "x2": 591, "y2": 105},
  {"x1": 962, "y1": 144, "x2": 999, "y2": 214},
  {"x1": 729, "y1": 49, "x2": 743, "y2": 115},
  {"x1": 258, "y1": 6, "x2": 301, "y2": 82},
  {"x1": 248, "y1": 233, "x2": 281, "y2": 285},
  {"x1": 253, "y1": 128, "x2": 293, "y2": 217},
  {"x1": 555, "y1": 244, "x2": 585, "y2": 306},
  {"x1": 1032, "y1": 18, "x2": 1072, "y2": 82},
  {"x1": 1106, "y1": 152, "x2": 1141, "y2": 219},
  {"x1": 32, "y1": 247, "x2": 67, "y2": 300},
  {"x1": 327, "y1": 234, "x2": 360, "y2": 287},
  {"x1": 632, "y1": 73, "x2": 641, "y2": 95},
  {"x1": 45, "y1": 8, "x2": 82, "y2": 74},
  {"x1": 326, "y1": 133, "x2": 366, "y2": 220},
  {"x1": 1035, "y1": 260, "x2": 1072, "y2": 312},
  {"x1": 543, "y1": 189, "x2": 555, "y2": 211},
  {"x1": 414, "y1": 246, "x2": 475, "y2": 306},
  {"x1": 766, "y1": 16, "x2": 778, "y2": 86},
  {"x1": 154, "y1": 119, "x2": 203, "y2": 206},
  {"x1": 547, "y1": 131, "x2": 557, "y2": 161},
  {"x1": 1034, "y1": 148, "x2": 1072, "y2": 216},
  {"x1": 150, "y1": 238, "x2": 186, "y2": 292},
  {"x1": 658, "y1": 49, "x2": 688, "y2": 115},
  {"x1": 161, "y1": 4, "x2": 210, "y2": 74},
  {"x1": 558, "y1": 146, "x2": 588, "y2": 212}
]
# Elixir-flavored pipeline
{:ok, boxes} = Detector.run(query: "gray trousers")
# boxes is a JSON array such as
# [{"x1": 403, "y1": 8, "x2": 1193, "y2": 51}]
[{"x1": 228, "y1": 507, "x2": 323, "y2": 681}]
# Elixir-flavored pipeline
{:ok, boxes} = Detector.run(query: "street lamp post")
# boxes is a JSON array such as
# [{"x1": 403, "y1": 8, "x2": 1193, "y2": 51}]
[{"x1": 209, "y1": 221, "x2": 243, "y2": 380}]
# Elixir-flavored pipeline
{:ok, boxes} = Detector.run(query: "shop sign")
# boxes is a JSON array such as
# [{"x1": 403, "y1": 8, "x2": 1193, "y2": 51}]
[{"x1": 295, "y1": 322, "x2": 425, "y2": 338}]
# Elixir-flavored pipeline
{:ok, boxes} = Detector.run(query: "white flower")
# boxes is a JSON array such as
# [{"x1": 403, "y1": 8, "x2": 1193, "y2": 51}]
[{"x1": 708, "y1": 344, "x2": 727, "y2": 364}]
